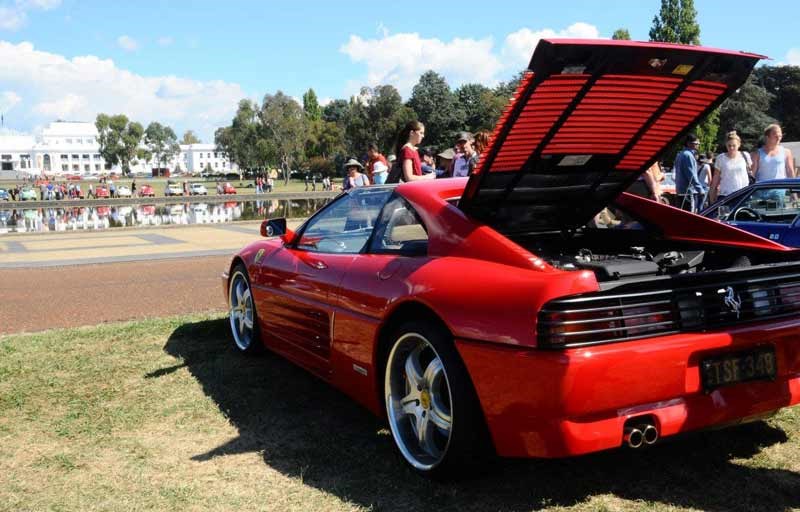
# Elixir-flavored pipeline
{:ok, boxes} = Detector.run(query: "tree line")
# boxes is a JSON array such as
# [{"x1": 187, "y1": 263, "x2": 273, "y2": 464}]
[{"x1": 96, "y1": 0, "x2": 799, "y2": 179}]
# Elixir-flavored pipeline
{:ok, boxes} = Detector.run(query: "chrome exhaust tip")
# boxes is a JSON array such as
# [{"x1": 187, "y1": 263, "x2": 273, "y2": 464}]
[
  {"x1": 623, "y1": 426, "x2": 644, "y2": 449},
  {"x1": 642, "y1": 424, "x2": 659, "y2": 445}
]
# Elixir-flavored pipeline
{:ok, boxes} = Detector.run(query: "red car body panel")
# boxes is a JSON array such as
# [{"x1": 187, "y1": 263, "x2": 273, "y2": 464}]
[{"x1": 224, "y1": 40, "x2": 800, "y2": 460}]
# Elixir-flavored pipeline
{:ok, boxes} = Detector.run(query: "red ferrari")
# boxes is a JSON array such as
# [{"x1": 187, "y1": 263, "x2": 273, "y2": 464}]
[{"x1": 223, "y1": 40, "x2": 800, "y2": 478}]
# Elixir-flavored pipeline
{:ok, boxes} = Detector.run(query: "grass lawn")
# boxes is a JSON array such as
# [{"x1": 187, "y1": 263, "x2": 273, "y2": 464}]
[{"x1": 1, "y1": 314, "x2": 799, "y2": 511}]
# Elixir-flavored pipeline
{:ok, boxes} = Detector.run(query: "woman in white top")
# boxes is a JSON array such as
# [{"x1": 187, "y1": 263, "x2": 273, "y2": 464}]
[
  {"x1": 752, "y1": 124, "x2": 795, "y2": 182},
  {"x1": 709, "y1": 130, "x2": 752, "y2": 202}
]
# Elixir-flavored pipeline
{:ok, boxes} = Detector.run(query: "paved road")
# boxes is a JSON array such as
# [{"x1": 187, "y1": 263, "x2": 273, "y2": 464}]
[
  {"x1": 0, "y1": 256, "x2": 229, "y2": 335},
  {"x1": 0, "y1": 219, "x2": 305, "y2": 335}
]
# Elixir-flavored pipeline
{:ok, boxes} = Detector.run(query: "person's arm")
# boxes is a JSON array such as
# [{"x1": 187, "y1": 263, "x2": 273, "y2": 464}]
[
  {"x1": 401, "y1": 153, "x2": 435, "y2": 181},
  {"x1": 642, "y1": 171, "x2": 659, "y2": 200},
  {"x1": 750, "y1": 150, "x2": 760, "y2": 181},
  {"x1": 786, "y1": 148, "x2": 795, "y2": 178},
  {"x1": 709, "y1": 162, "x2": 722, "y2": 203}
]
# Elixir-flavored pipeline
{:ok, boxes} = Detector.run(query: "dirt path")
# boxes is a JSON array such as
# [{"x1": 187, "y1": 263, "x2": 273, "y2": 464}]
[{"x1": 0, "y1": 255, "x2": 229, "y2": 335}]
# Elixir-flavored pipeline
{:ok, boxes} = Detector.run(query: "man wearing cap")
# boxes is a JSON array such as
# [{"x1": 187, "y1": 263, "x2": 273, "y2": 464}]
[
  {"x1": 342, "y1": 158, "x2": 370, "y2": 190},
  {"x1": 675, "y1": 134, "x2": 704, "y2": 212},
  {"x1": 449, "y1": 132, "x2": 475, "y2": 178}
]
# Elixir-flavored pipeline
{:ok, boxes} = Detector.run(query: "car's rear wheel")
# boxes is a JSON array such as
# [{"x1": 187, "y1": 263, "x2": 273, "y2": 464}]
[
  {"x1": 384, "y1": 320, "x2": 488, "y2": 479},
  {"x1": 228, "y1": 264, "x2": 261, "y2": 353}
]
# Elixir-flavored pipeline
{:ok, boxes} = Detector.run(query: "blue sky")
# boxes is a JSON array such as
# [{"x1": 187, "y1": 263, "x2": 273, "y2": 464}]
[{"x1": 1, "y1": 0, "x2": 799, "y2": 141}]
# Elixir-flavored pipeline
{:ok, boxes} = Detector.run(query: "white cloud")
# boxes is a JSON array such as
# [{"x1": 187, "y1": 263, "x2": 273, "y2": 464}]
[
  {"x1": 502, "y1": 22, "x2": 601, "y2": 71},
  {"x1": 157, "y1": 36, "x2": 173, "y2": 47},
  {"x1": 787, "y1": 48, "x2": 800, "y2": 66},
  {"x1": 117, "y1": 35, "x2": 138, "y2": 52},
  {"x1": 340, "y1": 23, "x2": 602, "y2": 98},
  {"x1": 0, "y1": 40, "x2": 245, "y2": 141},
  {"x1": 0, "y1": 0, "x2": 60, "y2": 31},
  {"x1": 1, "y1": 90, "x2": 22, "y2": 111}
]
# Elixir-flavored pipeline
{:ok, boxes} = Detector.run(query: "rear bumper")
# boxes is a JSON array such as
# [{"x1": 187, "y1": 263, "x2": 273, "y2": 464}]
[{"x1": 455, "y1": 319, "x2": 800, "y2": 458}]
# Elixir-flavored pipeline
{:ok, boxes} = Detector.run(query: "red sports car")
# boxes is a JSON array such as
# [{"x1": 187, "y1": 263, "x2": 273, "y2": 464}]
[
  {"x1": 223, "y1": 40, "x2": 800, "y2": 478},
  {"x1": 222, "y1": 182, "x2": 237, "y2": 195},
  {"x1": 139, "y1": 184, "x2": 155, "y2": 197},
  {"x1": 94, "y1": 185, "x2": 109, "y2": 199}
]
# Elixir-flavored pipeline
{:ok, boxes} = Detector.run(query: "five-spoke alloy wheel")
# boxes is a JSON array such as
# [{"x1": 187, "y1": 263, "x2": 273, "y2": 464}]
[
  {"x1": 228, "y1": 264, "x2": 260, "y2": 353},
  {"x1": 384, "y1": 321, "x2": 488, "y2": 478}
]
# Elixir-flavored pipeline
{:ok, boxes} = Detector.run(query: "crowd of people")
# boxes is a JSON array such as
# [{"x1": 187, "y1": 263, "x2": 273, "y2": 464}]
[
  {"x1": 670, "y1": 123, "x2": 796, "y2": 213},
  {"x1": 339, "y1": 121, "x2": 493, "y2": 191}
]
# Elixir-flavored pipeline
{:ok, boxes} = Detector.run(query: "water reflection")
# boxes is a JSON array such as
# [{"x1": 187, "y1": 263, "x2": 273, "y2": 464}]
[{"x1": 0, "y1": 198, "x2": 330, "y2": 234}]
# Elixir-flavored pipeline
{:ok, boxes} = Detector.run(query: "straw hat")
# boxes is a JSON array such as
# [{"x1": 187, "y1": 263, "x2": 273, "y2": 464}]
[{"x1": 344, "y1": 158, "x2": 364, "y2": 170}]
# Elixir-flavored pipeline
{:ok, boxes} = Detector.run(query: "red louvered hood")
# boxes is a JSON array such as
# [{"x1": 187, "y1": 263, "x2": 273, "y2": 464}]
[{"x1": 458, "y1": 39, "x2": 764, "y2": 234}]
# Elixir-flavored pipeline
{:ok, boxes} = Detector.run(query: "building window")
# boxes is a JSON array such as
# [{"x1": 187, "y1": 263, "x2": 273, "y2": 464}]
[
  {"x1": 73, "y1": 164, "x2": 79, "y2": 171},
  {"x1": 95, "y1": 164, "x2": 101, "y2": 171},
  {"x1": 61, "y1": 154, "x2": 69, "y2": 159},
  {"x1": 94, "y1": 154, "x2": 101, "y2": 159},
  {"x1": 207, "y1": 153, "x2": 211, "y2": 158},
  {"x1": 84, "y1": 164, "x2": 90, "y2": 172},
  {"x1": 82, "y1": 154, "x2": 90, "y2": 159},
  {"x1": 62, "y1": 164, "x2": 69, "y2": 171},
  {"x1": 72, "y1": 154, "x2": 80, "y2": 159},
  {"x1": 66, "y1": 138, "x2": 73, "y2": 144}
]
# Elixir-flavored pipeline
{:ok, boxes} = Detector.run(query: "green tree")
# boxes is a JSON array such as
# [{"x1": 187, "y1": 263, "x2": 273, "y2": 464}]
[
  {"x1": 754, "y1": 65, "x2": 800, "y2": 141},
  {"x1": 181, "y1": 130, "x2": 201, "y2": 144},
  {"x1": 368, "y1": 85, "x2": 415, "y2": 153},
  {"x1": 303, "y1": 88, "x2": 322, "y2": 121},
  {"x1": 649, "y1": 0, "x2": 711, "y2": 160},
  {"x1": 305, "y1": 119, "x2": 345, "y2": 160},
  {"x1": 456, "y1": 83, "x2": 507, "y2": 133},
  {"x1": 215, "y1": 99, "x2": 263, "y2": 175},
  {"x1": 144, "y1": 122, "x2": 180, "y2": 171},
  {"x1": 260, "y1": 91, "x2": 307, "y2": 185},
  {"x1": 306, "y1": 156, "x2": 336, "y2": 178},
  {"x1": 322, "y1": 99, "x2": 349, "y2": 125},
  {"x1": 718, "y1": 75, "x2": 776, "y2": 151},
  {"x1": 95, "y1": 114, "x2": 145, "y2": 176},
  {"x1": 612, "y1": 28, "x2": 631, "y2": 40},
  {"x1": 649, "y1": 0, "x2": 700, "y2": 45},
  {"x1": 407, "y1": 71, "x2": 464, "y2": 148}
]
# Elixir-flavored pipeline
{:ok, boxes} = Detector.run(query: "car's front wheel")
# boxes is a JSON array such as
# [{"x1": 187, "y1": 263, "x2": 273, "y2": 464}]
[
  {"x1": 384, "y1": 320, "x2": 488, "y2": 479},
  {"x1": 228, "y1": 264, "x2": 261, "y2": 354}
]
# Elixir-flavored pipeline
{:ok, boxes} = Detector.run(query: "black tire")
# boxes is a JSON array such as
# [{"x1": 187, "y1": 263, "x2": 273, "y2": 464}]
[
  {"x1": 228, "y1": 264, "x2": 262, "y2": 354},
  {"x1": 383, "y1": 319, "x2": 490, "y2": 479}
]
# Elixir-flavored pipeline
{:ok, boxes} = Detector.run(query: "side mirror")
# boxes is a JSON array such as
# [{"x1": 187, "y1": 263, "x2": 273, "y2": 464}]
[{"x1": 261, "y1": 218, "x2": 287, "y2": 237}]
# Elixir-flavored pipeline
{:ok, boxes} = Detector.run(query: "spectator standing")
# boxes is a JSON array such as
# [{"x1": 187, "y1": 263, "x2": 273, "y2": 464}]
[
  {"x1": 304, "y1": 174, "x2": 310, "y2": 191},
  {"x1": 674, "y1": 134, "x2": 704, "y2": 212},
  {"x1": 342, "y1": 159, "x2": 370, "y2": 190},
  {"x1": 628, "y1": 161, "x2": 663, "y2": 202},
  {"x1": 437, "y1": 148, "x2": 454, "y2": 175},
  {"x1": 108, "y1": 179, "x2": 116, "y2": 198},
  {"x1": 216, "y1": 181, "x2": 223, "y2": 195},
  {"x1": 267, "y1": 176, "x2": 274, "y2": 192},
  {"x1": 311, "y1": 175, "x2": 317, "y2": 191},
  {"x1": 449, "y1": 132, "x2": 474, "y2": 178},
  {"x1": 469, "y1": 131, "x2": 491, "y2": 174},
  {"x1": 752, "y1": 124, "x2": 796, "y2": 182},
  {"x1": 391, "y1": 121, "x2": 434, "y2": 183},
  {"x1": 366, "y1": 143, "x2": 390, "y2": 185},
  {"x1": 131, "y1": 180, "x2": 137, "y2": 196},
  {"x1": 419, "y1": 148, "x2": 440, "y2": 177},
  {"x1": 87, "y1": 183, "x2": 95, "y2": 199},
  {"x1": 709, "y1": 131, "x2": 751, "y2": 203}
]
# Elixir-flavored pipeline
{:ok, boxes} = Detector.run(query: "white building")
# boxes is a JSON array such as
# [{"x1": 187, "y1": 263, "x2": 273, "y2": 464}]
[{"x1": 0, "y1": 121, "x2": 237, "y2": 178}]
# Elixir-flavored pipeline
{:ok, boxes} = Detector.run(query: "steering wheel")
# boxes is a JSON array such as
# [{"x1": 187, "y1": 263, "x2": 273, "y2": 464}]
[{"x1": 732, "y1": 207, "x2": 763, "y2": 222}]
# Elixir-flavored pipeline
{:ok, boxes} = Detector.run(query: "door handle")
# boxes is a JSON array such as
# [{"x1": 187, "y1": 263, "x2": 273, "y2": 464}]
[{"x1": 312, "y1": 260, "x2": 327, "y2": 269}]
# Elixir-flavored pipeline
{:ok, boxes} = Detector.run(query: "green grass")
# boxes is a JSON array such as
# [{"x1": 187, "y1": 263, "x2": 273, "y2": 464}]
[{"x1": 1, "y1": 314, "x2": 799, "y2": 511}]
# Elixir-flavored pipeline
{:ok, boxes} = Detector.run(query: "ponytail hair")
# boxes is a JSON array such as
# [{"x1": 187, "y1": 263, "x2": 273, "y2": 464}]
[
  {"x1": 725, "y1": 130, "x2": 741, "y2": 143},
  {"x1": 394, "y1": 120, "x2": 424, "y2": 160}
]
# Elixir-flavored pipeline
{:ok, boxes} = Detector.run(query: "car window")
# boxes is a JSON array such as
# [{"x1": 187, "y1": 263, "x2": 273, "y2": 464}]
[
  {"x1": 725, "y1": 187, "x2": 800, "y2": 224},
  {"x1": 296, "y1": 188, "x2": 392, "y2": 254},
  {"x1": 369, "y1": 194, "x2": 429, "y2": 255}
]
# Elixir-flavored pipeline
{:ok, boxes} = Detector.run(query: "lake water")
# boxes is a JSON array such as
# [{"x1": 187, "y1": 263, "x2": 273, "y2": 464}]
[{"x1": 0, "y1": 198, "x2": 330, "y2": 234}]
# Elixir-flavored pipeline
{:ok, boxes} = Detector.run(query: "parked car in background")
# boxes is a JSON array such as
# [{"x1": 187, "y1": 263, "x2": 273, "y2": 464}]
[
  {"x1": 165, "y1": 182, "x2": 184, "y2": 197},
  {"x1": 222, "y1": 40, "x2": 800, "y2": 479},
  {"x1": 702, "y1": 178, "x2": 800, "y2": 247},
  {"x1": 20, "y1": 187, "x2": 37, "y2": 201},
  {"x1": 95, "y1": 185, "x2": 110, "y2": 199},
  {"x1": 0, "y1": 188, "x2": 9, "y2": 201},
  {"x1": 117, "y1": 185, "x2": 132, "y2": 198},
  {"x1": 660, "y1": 172, "x2": 677, "y2": 205},
  {"x1": 189, "y1": 183, "x2": 208, "y2": 195},
  {"x1": 139, "y1": 184, "x2": 155, "y2": 197},
  {"x1": 222, "y1": 182, "x2": 237, "y2": 195}
]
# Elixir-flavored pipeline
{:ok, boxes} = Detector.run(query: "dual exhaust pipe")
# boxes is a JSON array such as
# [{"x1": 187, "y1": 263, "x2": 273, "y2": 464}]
[{"x1": 623, "y1": 422, "x2": 659, "y2": 449}]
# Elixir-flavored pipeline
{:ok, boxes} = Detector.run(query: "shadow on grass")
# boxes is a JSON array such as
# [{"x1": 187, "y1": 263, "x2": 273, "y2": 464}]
[{"x1": 156, "y1": 318, "x2": 800, "y2": 511}]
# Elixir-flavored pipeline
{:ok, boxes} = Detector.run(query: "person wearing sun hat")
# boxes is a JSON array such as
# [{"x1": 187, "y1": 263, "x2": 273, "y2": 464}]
[{"x1": 342, "y1": 158, "x2": 370, "y2": 190}]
